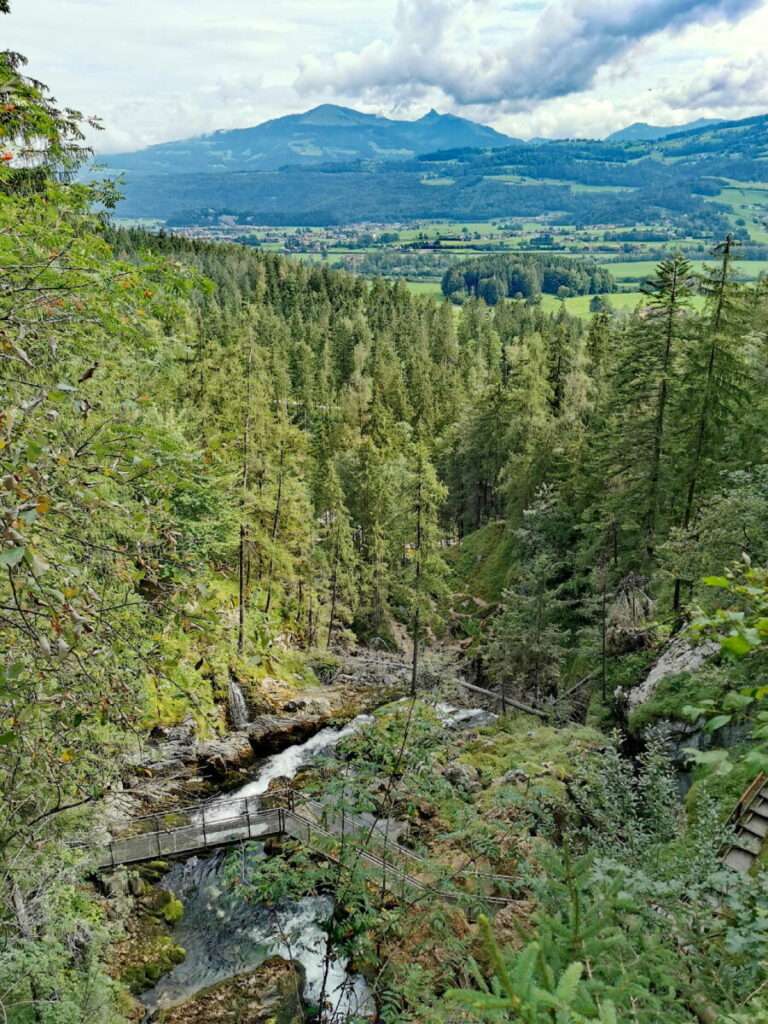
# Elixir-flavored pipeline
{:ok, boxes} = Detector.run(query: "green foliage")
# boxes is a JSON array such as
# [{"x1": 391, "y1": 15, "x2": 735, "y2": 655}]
[
  {"x1": 2, "y1": 36, "x2": 768, "y2": 1024},
  {"x1": 682, "y1": 562, "x2": 768, "y2": 774}
]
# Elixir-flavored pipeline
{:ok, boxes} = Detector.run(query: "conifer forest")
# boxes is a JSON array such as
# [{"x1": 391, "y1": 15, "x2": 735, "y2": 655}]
[{"x1": 2, "y1": 14, "x2": 768, "y2": 1024}]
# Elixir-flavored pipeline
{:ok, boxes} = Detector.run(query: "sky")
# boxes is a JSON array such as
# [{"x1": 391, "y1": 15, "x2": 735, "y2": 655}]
[{"x1": 4, "y1": 0, "x2": 768, "y2": 152}]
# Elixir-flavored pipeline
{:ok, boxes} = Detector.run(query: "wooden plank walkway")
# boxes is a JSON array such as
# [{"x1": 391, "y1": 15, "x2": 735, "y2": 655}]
[{"x1": 91, "y1": 794, "x2": 515, "y2": 907}]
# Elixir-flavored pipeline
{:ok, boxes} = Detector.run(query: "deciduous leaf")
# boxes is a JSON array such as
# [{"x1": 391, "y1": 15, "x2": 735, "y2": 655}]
[{"x1": 0, "y1": 546, "x2": 25, "y2": 567}]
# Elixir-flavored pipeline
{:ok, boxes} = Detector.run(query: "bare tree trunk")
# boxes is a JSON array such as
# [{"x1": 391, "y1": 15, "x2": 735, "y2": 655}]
[
  {"x1": 12, "y1": 880, "x2": 43, "y2": 1023},
  {"x1": 410, "y1": 472, "x2": 422, "y2": 697},
  {"x1": 327, "y1": 534, "x2": 339, "y2": 648},
  {"x1": 674, "y1": 237, "x2": 734, "y2": 611},
  {"x1": 646, "y1": 269, "x2": 681, "y2": 560}
]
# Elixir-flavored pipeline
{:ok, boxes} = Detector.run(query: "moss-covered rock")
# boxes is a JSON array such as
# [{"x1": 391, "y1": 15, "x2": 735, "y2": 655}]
[
  {"x1": 112, "y1": 887, "x2": 187, "y2": 994},
  {"x1": 161, "y1": 896, "x2": 184, "y2": 924},
  {"x1": 460, "y1": 716, "x2": 605, "y2": 798},
  {"x1": 153, "y1": 956, "x2": 304, "y2": 1024}
]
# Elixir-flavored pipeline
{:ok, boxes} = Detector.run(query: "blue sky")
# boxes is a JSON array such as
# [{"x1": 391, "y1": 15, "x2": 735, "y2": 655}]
[{"x1": 5, "y1": 0, "x2": 768, "y2": 151}]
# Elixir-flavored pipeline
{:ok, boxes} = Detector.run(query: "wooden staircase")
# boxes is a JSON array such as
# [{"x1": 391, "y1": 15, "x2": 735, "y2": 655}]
[{"x1": 722, "y1": 772, "x2": 768, "y2": 872}]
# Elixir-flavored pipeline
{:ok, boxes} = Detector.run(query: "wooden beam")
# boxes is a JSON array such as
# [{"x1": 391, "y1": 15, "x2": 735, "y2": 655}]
[{"x1": 457, "y1": 679, "x2": 548, "y2": 720}]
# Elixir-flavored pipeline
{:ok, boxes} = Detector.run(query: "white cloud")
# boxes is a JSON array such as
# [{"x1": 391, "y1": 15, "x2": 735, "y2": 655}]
[
  {"x1": 295, "y1": 0, "x2": 763, "y2": 109},
  {"x1": 4, "y1": 0, "x2": 768, "y2": 150}
]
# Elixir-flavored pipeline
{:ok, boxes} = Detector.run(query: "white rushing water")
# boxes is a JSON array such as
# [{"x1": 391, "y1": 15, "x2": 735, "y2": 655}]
[
  {"x1": 432, "y1": 701, "x2": 497, "y2": 729},
  {"x1": 145, "y1": 696, "x2": 493, "y2": 1019},
  {"x1": 201, "y1": 713, "x2": 374, "y2": 823},
  {"x1": 227, "y1": 678, "x2": 250, "y2": 730},
  {"x1": 142, "y1": 853, "x2": 371, "y2": 1021}
]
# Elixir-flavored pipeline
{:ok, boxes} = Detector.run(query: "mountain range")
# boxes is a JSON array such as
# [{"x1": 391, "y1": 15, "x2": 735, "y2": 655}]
[
  {"x1": 102, "y1": 108, "x2": 768, "y2": 232},
  {"x1": 101, "y1": 105, "x2": 518, "y2": 175},
  {"x1": 605, "y1": 118, "x2": 724, "y2": 142},
  {"x1": 101, "y1": 107, "x2": 739, "y2": 178}
]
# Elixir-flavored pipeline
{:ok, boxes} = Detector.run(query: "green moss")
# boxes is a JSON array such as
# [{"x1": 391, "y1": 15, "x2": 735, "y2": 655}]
[
  {"x1": 628, "y1": 663, "x2": 733, "y2": 735},
  {"x1": 445, "y1": 521, "x2": 515, "y2": 606},
  {"x1": 460, "y1": 715, "x2": 606, "y2": 785},
  {"x1": 161, "y1": 896, "x2": 184, "y2": 924},
  {"x1": 118, "y1": 931, "x2": 187, "y2": 994},
  {"x1": 686, "y1": 749, "x2": 758, "y2": 820}
]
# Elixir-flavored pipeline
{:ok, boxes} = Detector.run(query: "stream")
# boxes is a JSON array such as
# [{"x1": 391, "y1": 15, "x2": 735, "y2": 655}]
[
  {"x1": 140, "y1": 692, "x2": 494, "y2": 1020},
  {"x1": 141, "y1": 851, "x2": 370, "y2": 1020}
]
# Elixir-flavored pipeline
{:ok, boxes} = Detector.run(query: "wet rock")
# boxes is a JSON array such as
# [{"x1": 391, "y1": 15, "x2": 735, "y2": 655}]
[
  {"x1": 128, "y1": 874, "x2": 148, "y2": 897},
  {"x1": 644, "y1": 716, "x2": 754, "y2": 765},
  {"x1": 196, "y1": 733, "x2": 256, "y2": 781},
  {"x1": 113, "y1": 892, "x2": 187, "y2": 995},
  {"x1": 248, "y1": 715, "x2": 330, "y2": 757},
  {"x1": 443, "y1": 763, "x2": 481, "y2": 792},
  {"x1": 153, "y1": 956, "x2": 304, "y2": 1024},
  {"x1": 102, "y1": 871, "x2": 129, "y2": 896},
  {"x1": 281, "y1": 697, "x2": 332, "y2": 716}
]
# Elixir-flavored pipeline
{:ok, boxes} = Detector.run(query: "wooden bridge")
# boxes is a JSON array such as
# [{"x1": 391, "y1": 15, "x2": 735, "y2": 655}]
[{"x1": 91, "y1": 792, "x2": 517, "y2": 908}]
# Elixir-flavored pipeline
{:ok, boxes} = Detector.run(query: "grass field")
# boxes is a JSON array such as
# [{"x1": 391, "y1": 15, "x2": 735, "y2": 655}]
[
  {"x1": 404, "y1": 280, "x2": 444, "y2": 296},
  {"x1": 706, "y1": 185, "x2": 768, "y2": 245},
  {"x1": 601, "y1": 259, "x2": 768, "y2": 281},
  {"x1": 537, "y1": 291, "x2": 708, "y2": 317},
  {"x1": 397, "y1": 221, "x2": 506, "y2": 240}
]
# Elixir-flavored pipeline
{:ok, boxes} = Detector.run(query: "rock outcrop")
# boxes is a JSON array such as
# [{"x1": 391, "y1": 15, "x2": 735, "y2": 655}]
[
  {"x1": 625, "y1": 636, "x2": 719, "y2": 711},
  {"x1": 153, "y1": 957, "x2": 304, "y2": 1024}
]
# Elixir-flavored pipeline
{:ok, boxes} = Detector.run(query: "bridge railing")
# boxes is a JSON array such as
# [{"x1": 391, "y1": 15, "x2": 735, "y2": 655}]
[
  {"x1": 93, "y1": 806, "x2": 286, "y2": 868},
  {"x1": 92, "y1": 790, "x2": 520, "y2": 900}
]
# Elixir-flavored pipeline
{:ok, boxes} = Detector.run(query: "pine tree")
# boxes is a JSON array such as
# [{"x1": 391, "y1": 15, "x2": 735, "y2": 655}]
[
  {"x1": 642, "y1": 253, "x2": 695, "y2": 559},
  {"x1": 400, "y1": 441, "x2": 448, "y2": 693},
  {"x1": 314, "y1": 461, "x2": 358, "y2": 647},
  {"x1": 672, "y1": 236, "x2": 750, "y2": 608}
]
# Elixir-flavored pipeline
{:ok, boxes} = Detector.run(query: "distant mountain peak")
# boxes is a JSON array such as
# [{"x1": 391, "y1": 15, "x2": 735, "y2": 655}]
[
  {"x1": 606, "y1": 117, "x2": 724, "y2": 142},
  {"x1": 99, "y1": 104, "x2": 516, "y2": 174}
]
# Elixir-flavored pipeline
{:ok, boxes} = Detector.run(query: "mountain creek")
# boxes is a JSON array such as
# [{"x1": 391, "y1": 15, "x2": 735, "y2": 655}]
[
  {"x1": 100, "y1": 637, "x2": 737, "y2": 1024},
  {"x1": 102, "y1": 650, "x2": 498, "y2": 1023}
]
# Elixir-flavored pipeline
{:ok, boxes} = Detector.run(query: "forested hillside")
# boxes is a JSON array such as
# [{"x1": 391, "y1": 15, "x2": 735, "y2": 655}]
[
  {"x1": 109, "y1": 113, "x2": 768, "y2": 229},
  {"x1": 3, "y1": 37, "x2": 768, "y2": 1024}
]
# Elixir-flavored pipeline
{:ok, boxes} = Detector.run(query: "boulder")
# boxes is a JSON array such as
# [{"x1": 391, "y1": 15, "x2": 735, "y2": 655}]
[
  {"x1": 248, "y1": 715, "x2": 330, "y2": 756},
  {"x1": 626, "y1": 636, "x2": 719, "y2": 711},
  {"x1": 196, "y1": 732, "x2": 256, "y2": 781},
  {"x1": 154, "y1": 956, "x2": 304, "y2": 1024},
  {"x1": 443, "y1": 763, "x2": 481, "y2": 792}
]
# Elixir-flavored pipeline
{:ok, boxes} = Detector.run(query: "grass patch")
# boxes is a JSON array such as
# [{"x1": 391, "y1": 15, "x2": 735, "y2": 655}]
[
  {"x1": 599, "y1": 259, "x2": 767, "y2": 281},
  {"x1": 461, "y1": 715, "x2": 606, "y2": 797},
  {"x1": 445, "y1": 521, "x2": 514, "y2": 605},
  {"x1": 535, "y1": 291, "x2": 707, "y2": 319},
  {"x1": 404, "y1": 279, "x2": 444, "y2": 296}
]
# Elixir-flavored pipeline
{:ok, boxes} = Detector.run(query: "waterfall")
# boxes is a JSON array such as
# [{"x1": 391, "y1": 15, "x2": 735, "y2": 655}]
[
  {"x1": 142, "y1": 698, "x2": 492, "y2": 1019},
  {"x1": 227, "y1": 678, "x2": 249, "y2": 730}
]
